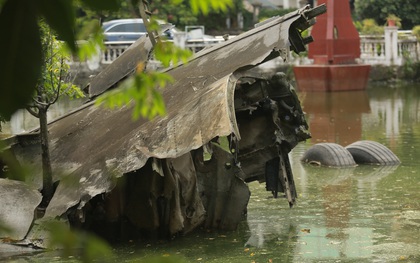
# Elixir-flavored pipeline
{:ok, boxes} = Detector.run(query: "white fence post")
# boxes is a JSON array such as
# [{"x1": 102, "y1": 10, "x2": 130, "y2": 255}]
[{"x1": 384, "y1": 26, "x2": 401, "y2": 65}]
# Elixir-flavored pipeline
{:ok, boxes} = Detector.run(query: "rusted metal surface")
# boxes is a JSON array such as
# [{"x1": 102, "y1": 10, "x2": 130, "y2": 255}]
[{"x1": 5, "y1": 5, "x2": 321, "y2": 242}]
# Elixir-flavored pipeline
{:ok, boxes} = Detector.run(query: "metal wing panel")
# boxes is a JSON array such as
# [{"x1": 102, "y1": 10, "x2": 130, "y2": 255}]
[{"x1": 35, "y1": 10, "x2": 306, "y2": 218}]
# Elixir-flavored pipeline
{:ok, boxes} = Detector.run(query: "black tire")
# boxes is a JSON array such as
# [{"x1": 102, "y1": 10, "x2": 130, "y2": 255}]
[
  {"x1": 345, "y1": 140, "x2": 401, "y2": 165},
  {"x1": 301, "y1": 143, "x2": 356, "y2": 167}
]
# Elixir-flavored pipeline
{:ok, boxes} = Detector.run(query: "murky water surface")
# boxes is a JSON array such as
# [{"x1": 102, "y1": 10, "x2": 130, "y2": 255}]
[{"x1": 3, "y1": 83, "x2": 420, "y2": 262}]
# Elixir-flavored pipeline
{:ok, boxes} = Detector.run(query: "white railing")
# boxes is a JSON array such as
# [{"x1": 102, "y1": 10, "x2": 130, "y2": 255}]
[
  {"x1": 359, "y1": 31, "x2": 419, "y2": 65},
  {"x1": 398, "y1": 39, "x2": 420, "y2": 61},
  {"x1": 100, "y1": 38, "x2": 225, "y2": 64},
  {"x1": 70, "y1": 29, "x2": 420, "y2": 69},
  {"x1": 102, "y1": 41, "x2": 133, "y2": 64},
  {"x1": 103, "y1": 31, "x2": 420, "y2": 66},
  {"x1": 359, "y1": 35, "x2": 387, "y2": 65}
]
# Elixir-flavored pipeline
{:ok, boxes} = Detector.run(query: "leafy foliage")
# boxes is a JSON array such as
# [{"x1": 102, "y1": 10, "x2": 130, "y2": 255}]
[
  {"x1": 82, "y1": 0, "x2": 120, "y2": 11},
  {"x1": 195, "y1": 0, "x2": 248, "y2": 32},
  {"x1": 96, "y1": 16, "x2": 192, "y2": 120},
  {"x1": 37, "y1": 0, "x2": 77, "y2": 51},
  {"x1": 354, "y1": 0, "x2": 420, "y2": 30},
  {"x1": 149, "y1": 0, "x2": 240, "y2": 31},
  {"x1": 97, "y1": 68, "x2": 173, "y2": 120},
  {"x1": 154, "y1": 41, "x2": 192, "y2": 67},
  {"x1": 189, "y1": 0, "x2": 232, "y2": 15},
  {"x1": 412, "y1": 25, "x2": 420, "y2": 40},
  {"x1": 0, "y1": 0, "x2": 41, "y2": 119},
  {"x1": 0, "y1": 0, "x2": 232, "y2": 259},
  {"x1": 28, "y1": 21, "x2": 84, "y2": 115},
  {"x1": 148, "y1": 0, "x2": 233, "y2": 16},
  {"x1": 354, "y1": 19, "x2": 384, "y2": 35},
  {"x1": 26, "y1": 21, "x2": 85, "y2": 207},
  {"x1": 75, "y1": 0, "x2": 138, "y2": 32},
  {"x1": 149, "y1": 0, "x2": 198, "y2": 29},
  {"x1": 386, "y1": 14, "x2": 402, "y2": 28},
  {"x1": 0, "y1": 0, "x2": 234, "y2": 120},
  {"x1": 0, "y1": 0, "x2": 87, "y2": 119}
]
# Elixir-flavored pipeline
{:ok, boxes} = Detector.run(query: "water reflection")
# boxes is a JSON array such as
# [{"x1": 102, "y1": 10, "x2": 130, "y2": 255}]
[
  {"x1": 370, "y1": 96, "x2": 403, "y2": 139},
  {"x1": 244, "y1": 84, "x2": 420, "y2": 262},
  {"x1": 301, "y1": 90, "x2": 370, "y2": 145},
  {"x1": 245, "y1": 160, "x2": 413, "y2": 262}
]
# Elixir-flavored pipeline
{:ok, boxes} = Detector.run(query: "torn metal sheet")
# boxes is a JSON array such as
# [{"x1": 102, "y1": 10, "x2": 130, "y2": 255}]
[
  {"x1": 0, "y1": 179, "x2": 42, "y2": 240},
  {"x1": 40, "y1": 74, "x2": 238, "y2": 219},
  {"x1": 87, "y1": 37, "x2": 153, "y2": 97},
  {"x1": 87, "y1": 24, "x2": 173, "y2": 97},
  {"x1": 43, "y1": 7, "x2": 312, "y2": 218},
  {"x1": 8, "y1": 5, "x2": 324, "y2": 240}
]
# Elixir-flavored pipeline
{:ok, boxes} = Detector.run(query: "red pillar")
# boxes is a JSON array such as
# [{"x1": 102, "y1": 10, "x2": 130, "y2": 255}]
[
  {"x1": 308, "y1": 0, "x2": 361, "y2": 65},
  {"x1": 293, "y1": 0, "x2": 370, "y2": 92}
]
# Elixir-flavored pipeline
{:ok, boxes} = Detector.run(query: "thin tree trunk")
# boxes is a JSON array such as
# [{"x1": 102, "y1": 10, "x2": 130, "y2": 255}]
[{"x1": 39, "y1": 106, "x2": 53, "y2": 208}]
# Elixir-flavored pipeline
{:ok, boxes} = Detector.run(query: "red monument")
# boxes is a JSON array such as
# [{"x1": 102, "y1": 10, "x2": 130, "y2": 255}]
[{"x1": 293, "y1": 0, "x2": 370, "y2": 92}]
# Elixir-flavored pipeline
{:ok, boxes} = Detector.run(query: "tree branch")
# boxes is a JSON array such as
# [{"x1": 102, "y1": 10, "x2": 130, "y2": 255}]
[
  {"x1": 50, "y1": 57, "x2": 65, "y2": 105},
  {"x1": 26, "y1": 105, "x2": 40, "y2": 118},
  {"x1": 32, "y1": 97, "x2": 49, "y2": 107}
]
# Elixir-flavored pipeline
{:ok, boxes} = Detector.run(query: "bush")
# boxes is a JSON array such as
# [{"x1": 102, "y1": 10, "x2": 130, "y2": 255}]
[
  {"x1": 355, "y1": 19, "x2": 384, "y2": 35},
  {"x1": 413, "y1": 25, "x2": 420, "y2": 40}
]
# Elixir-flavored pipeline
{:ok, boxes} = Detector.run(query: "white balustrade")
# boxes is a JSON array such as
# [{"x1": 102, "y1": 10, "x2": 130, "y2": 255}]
[
  {"x1": 68, "y1": 30, "x2": 420, "y2": 69},
  {"x1": 359, "y1": 35, "x2": 387, "y2": 65},
  {"x1": 359, "y1": 29, "x2": 419, "y2": 66},
  {"x1": 102, "y1": 41, "x2": 133, "y2": 64}
]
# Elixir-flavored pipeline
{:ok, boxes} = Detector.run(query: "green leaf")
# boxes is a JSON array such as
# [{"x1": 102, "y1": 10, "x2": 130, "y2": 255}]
[
  {"x1": 130, "y1": 0, "x2": 140, "y2": 11},
  {"x1": 169, "y1": 0, "x2": 184, "y2": 5},
  {"x1": 0, "y1": 0, "x2": 41, "y2": 119},
  {"x1": 154, "y1": 41, "x2": 192, "y2": 68},
  {"x1": 81, "y1": 0, "x2": 120, "y2": 11},
  {"x1": 189, "y1": 0, "x2": 233, "y2": 15},
  {"x1": 97, "y1": 72, "x2": 173, "y2": 120},
  {"x1": 37, "y1": 0, "x2": 77, "y2": 52}
]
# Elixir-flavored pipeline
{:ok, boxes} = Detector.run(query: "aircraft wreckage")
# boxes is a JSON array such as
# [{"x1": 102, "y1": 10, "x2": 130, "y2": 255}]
[{"x1": 1, "y1": 5, "x2": 325, "y2": 245}]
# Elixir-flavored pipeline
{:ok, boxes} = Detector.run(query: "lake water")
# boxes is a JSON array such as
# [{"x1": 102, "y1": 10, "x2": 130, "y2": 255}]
[
  {"x1": 118, "y1": 84, "x2": 420, "y2": 263},
  {"x1": 2, "y1": 82, "x2": 420, "y2": 262},
  {"x1": 121, "y1": 83, "x2": 420, "y2": 263}
]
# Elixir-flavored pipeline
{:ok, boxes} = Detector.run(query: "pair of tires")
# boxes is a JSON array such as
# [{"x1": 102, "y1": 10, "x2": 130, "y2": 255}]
[{"x1": 301, "y1": 140, "x2": 400, "y2": 167}]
